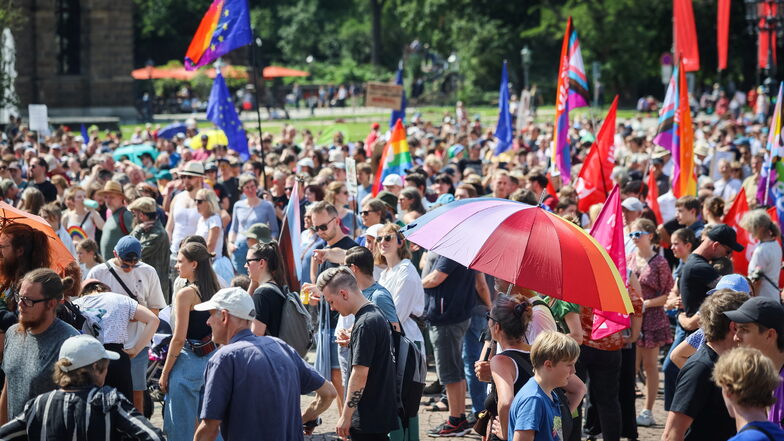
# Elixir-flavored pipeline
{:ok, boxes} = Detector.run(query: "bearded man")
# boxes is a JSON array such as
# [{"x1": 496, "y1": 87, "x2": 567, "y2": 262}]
[{"x1": 0, "y1": 269, "x2": 79, "y2": 423}]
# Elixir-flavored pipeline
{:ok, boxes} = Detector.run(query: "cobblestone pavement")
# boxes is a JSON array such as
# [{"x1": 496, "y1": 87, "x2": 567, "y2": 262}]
[{"x1": 149, "y1": 364, "x2": 667, "y2": 441}]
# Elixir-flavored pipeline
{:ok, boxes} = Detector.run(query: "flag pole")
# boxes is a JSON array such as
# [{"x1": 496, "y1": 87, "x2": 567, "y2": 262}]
[{"x1": 249, "y1": 34, "x2": 268, "y2": 188}]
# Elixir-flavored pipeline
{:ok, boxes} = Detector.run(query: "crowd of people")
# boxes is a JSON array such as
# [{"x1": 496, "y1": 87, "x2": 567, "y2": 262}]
[{"x1": 0, "y1": 93, "x2": 781, "y2": 441}]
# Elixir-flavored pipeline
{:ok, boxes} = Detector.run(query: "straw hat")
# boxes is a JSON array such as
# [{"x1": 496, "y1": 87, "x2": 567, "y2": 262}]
[
  {"x1": 179, "y1": 161, "x2": 205, "y2": 177},
  {"x1": 95, "y1": 181, "x2": 126, "y2": 200}
]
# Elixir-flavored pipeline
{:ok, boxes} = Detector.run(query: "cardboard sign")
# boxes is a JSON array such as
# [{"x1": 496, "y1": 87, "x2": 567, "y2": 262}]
[
  {"x1": 366, "y1": 82, "x2": 403, "y2": 110},
  {"x1": 345, "y1": 158, "x2": 358, "y2": 198},
  {"x1": 28, "y1": 104, "x2": 49, "y2": 135}
]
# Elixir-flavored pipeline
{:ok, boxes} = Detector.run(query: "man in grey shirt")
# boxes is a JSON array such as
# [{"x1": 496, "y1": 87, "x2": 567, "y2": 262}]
[{"x1": 0, "y1": 269, "x2": 79, "y2": 422}]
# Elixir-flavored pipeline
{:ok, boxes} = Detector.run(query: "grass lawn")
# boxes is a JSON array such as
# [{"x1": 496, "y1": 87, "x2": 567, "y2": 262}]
[{"x1": 114, "y1": 104, "x2": 643, "y2": 143}]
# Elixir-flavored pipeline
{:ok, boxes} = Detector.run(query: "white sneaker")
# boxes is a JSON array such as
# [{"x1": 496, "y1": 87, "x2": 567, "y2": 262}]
[{"x1": 636, "y1": 409, "x2": 655, "y2": 427}]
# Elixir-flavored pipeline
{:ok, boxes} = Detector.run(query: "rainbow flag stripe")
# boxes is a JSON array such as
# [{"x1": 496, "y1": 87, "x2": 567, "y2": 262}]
[
  {"x1": 372, "y1": 119, "x2": 412, "y2": 196},
  {"x1": 184, "y1": 0, "x2": 252, "y2": 71}
]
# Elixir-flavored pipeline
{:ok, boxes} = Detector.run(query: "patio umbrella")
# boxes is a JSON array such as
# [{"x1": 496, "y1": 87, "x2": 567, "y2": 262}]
[
  {"x1": 262, "y1": 66, "x2": 310, "y2": 79},
  {"x1": 402, "y1": 198, "x2": 633, "y2": 314},
  {"x1": 0, "y1": 202, "x2": 75, "y2": 275}
]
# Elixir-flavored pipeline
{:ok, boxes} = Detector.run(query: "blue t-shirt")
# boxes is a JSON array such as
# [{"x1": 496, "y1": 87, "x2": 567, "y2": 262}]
[
  {"x1": 362, "y1": 282, "x2": 399, "y2": 324},
  {"x1": 729, "y1": 422, "x2": 784, "y2": 441},
  {"x1": 200, "y1": 329, "x2": 325, "y2": 441},
  {"x1": 509, "y1": 377, "x2": 563, "y2": 441}
]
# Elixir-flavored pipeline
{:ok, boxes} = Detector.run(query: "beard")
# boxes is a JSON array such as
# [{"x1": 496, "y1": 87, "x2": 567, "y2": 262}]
[
  {"x1": 17, "y1": 304, "x2": 53, "y2": 333},
  {"x1": 0, "y1": 255, "x2": 19, "y2": 283}
]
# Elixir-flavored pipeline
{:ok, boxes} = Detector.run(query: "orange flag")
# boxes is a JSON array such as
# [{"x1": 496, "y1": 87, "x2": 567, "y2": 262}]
[{"x1": 646, "y1": 167, "x2": 663, "y2": 224}]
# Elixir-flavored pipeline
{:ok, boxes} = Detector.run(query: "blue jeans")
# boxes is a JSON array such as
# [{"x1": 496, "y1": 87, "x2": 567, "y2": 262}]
[
  {"x1": 663, "y1": 322, "x2": 688, "y2": 411},
  {"x1": 163, "y1": 348, "x2": 215, "y2": 441},
  {"x1": 462, "y1": 309, "x2": 487, "y2": 414},
  {"x1": 231, "y1": 237, "x2": 249, "y2": 275}
]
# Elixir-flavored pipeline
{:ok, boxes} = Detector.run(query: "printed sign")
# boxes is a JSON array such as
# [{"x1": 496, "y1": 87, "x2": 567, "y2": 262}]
[{"x1": 366, "y1": 82, "x2": 403, "y2": 110}]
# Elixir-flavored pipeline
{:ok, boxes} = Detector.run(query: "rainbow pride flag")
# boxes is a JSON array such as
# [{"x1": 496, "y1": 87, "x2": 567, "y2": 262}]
[
  {"x1": 757, "y1": 82, "x2": 784, "y2": 229},
  {"x1": 184, "y1": 0, "x2": 252, "y2": 71},
  {"x1": 552, "y1": 17, "x2": 589, "y2": 184},
  {"x1": 373, "y1": 119, "x2": 412, "y2": 196},
  {"x1": 653, "y1": 64, "x2": 678, "y2": 151}
]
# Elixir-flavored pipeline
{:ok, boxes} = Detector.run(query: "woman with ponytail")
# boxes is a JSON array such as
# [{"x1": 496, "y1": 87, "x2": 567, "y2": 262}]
[
  {"x1": 160, "y1": 242, "x2": 221, "y2": 441},
  {"x1": 740, "y1": 209, "x2": 782, "y2": 300},
  {"x1": 245, "y1": 240, "x2": 288, "y2": 337}
]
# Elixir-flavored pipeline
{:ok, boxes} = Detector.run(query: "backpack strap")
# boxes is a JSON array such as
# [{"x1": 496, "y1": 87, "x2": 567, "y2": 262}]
[
  {"x1": 260, "y1": 282, "x2": 284, "y2": 299},
  {"x1": 79, "y1": 211, "x2": 90, "y2": 228},
  {"x1": 105, "y1": 262, "x2": 139, "y2": 302},
  {"x1": 740, "y1": 423, "x2": 776, "y2": 441}
]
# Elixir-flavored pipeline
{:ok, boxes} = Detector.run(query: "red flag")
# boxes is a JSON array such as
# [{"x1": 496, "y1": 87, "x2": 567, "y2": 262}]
[
  {"x1": 717, "y1": 0, "x2": 730, "y2": 70},
  {"x1": 576, "y1": 96, "x2": 619, "y2": 213},
  {"x1": 674, "y1": 0, "x2": 700, "y2": 71},
  {"x1": 723, "y1": 187, "x2": 752, "y2": 275},
  {"x1": 589, "y1": 186, "x2": 631, "y2": 339},
  {"x1": 646, "y1": 167, "x2": 663, "y2": 224},
  {"x1": 759, "y1": 2, "x2": 779, "y2": 69}
]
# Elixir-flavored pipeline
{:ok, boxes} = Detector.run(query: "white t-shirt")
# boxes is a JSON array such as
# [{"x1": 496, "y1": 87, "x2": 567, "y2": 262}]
[
  {"x1": 196, "y1": 214, "x2": 225, "y2": 256},
  {"x1": 379, "y1": 259, "x2": 425, "y2": 345},
  {"x1": 169, "y1": 193, "x2": 200, "y2": 256},
  {"x1": 86, "y1": 260, "x2": 167, "y2": 349},
  {"x1": 73, "y1": 292, "x2": 137, "y2": 345},
  {"x1": 749, "y1": 240, "x2": 783, "y2": 301}
]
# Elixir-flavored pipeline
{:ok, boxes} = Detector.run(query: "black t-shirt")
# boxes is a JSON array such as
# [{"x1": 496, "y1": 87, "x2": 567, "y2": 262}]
[
  {"x1": 317, "y1": 236, "x2": 358, "y2": 327},
  {"x1": 252, "y1": 283, "x2": 285, "y2": 337},
  {"x1": 458, "y1": 158, "x2": 483, "y2": 176},
  {"x1": 32, "y1": 180, "x2": 57, "y2": 202},
  {"x1": 221, "y1": 177, "x2": 240, "y2": 211},
  {"x1": 679, "y1": 254, "x2": 720, "y2": 317},
  {"x1": 670, "y1": 344, "x2": 736, "y2": 441},
  {"x1": 349, "y1": 303, "x2": 399, "y2": 434}
]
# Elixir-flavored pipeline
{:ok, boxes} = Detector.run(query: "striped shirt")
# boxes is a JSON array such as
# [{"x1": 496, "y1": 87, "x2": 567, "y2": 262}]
[{"x1": 0, "y1": 386, "x2": 164, "y2": 441}]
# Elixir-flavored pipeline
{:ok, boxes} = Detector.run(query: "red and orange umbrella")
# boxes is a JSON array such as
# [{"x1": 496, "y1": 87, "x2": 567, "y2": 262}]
[
  {"x1": 0, "y1": 202, "x2": 75, "y2": 275},
  {"x1": 402, "y1": 198, "x2": 632, "y2": 314}
]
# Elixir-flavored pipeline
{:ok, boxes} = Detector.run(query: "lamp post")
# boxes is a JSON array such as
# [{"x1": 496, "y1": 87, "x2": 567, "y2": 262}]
[
  {"x1": 745, "y1": 0, "x2": 784, "y2": 90},
  {"x1": 520, "y1": 45, "x2": 531, "y2": 91}
]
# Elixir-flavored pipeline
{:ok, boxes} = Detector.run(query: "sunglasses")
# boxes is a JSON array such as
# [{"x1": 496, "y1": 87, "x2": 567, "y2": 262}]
[
  {"x1": 628, "y1": 231, "x2": 651, "y2": 239},
  {"x1": 312, "y1": 217, "x2": 336, "y2": 232},
  {"x1": 195, "y1": 199, "x2": 206, "y2": 204},
  {"x1": 485, "y1": 312, "x2": 499, "y2": 323},
  {"x1": 360, "y1": 210, "x2": 377, "y2": 216},
  {"x1": 285, "y1": 187, "x2": 293, "y2": 191},
  {"x1": 15, "y1": 294, "x2": 49, "y2": 308},
  {"x1": 246, "y1": 257, "x2": 263, "y2": 263},
  {"x1": 379, "y1": 234, "x2": 398, "y2": 243}
]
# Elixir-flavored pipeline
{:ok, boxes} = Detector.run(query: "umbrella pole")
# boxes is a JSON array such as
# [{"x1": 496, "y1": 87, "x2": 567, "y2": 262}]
[{"x1": 249, "y1": 34, "x2": 268, "y2": 189}]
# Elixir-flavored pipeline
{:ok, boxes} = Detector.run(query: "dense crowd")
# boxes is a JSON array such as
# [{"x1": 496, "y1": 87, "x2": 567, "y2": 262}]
[{"x1": 0, "y1": 97, "x2": 781, "y2": 441}]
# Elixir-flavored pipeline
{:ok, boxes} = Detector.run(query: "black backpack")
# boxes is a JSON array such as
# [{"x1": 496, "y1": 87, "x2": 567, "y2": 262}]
[
  {"x1": 390, "y1": 325, "x2": 427, "y2": 429},
  {"x1": 56, "y1": 301, "x2": 88, "y2": 332}
]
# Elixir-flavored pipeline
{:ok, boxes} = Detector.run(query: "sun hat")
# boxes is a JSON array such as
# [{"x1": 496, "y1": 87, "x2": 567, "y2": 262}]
[
  {"x1": 58, "y1": 335, "x2": 120, "y2": 372},
  {"x1": 179, "y1": 161, "x2": 205, "y2": 177},
  {"x1": 194, "y1": 287, "x2": 256, "y2": 321},
  {"x1": 246, "y1": 223, "x2": 273, "y2": 243},
  {"x1": 95, "y1": 181, "x2": 126, "y2": 200}
]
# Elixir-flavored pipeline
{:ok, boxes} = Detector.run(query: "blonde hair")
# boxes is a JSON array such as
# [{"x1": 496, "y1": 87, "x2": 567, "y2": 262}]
[
  {"x1": 196, "y1": 188, "x2": 220, "y2": 216},
  {"x1": 52, "y1": 358, "x2": 109, "y2": 388},
  {"x1": 740, "y1": 209, "x2": 781, "y2": 240},
  {"x1": 712, "y1": 347, "x2": 779, "y2": 408},
  {"x1": 699, "y1": 290, "x2": 749, "y2": 342},
  {"x1": 325, "y1": 181, "x2": 345, "y2": 206},
  {"x1": 373, "y1": 223, "x2": 411, "y2": 266},
  {"x1": 530, "y1": 330, "x2": 580, "y2": 370}
]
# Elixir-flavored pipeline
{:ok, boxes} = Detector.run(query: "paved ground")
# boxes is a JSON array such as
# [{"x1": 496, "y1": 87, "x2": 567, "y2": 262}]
[{"x1": 148, "y1": 354, "x2": 667, "y2": 440}]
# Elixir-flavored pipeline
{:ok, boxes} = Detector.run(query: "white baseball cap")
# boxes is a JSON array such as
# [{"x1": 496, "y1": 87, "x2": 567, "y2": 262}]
[
  {"x1": 382, "y1": 173, "x2": 403, "y2": 187},
  {"x1": 365, "y1": 223, "x2": 384, "y2": 238},
  {"x1": 58, "y1": 335, "x2": 120, "y2": 372},
  {"x1": 621, "y1": 197, "x2": 644, "y2": 212},
  {"x1": 194, "y1": 287, "x2": 256, "y2": 321}
]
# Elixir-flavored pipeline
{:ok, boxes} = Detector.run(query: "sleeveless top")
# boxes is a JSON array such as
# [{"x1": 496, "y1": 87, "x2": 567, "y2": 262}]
[
  {"x1": 172, "y1": 283, "x2": 212, "y2": 340},
  {"x1": 484, "y1": 349, "x2": 533, "y2": 415}
]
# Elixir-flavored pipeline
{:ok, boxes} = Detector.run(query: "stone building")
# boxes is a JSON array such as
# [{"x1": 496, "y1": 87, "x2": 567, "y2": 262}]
[{"x1": 14, "y1": 0, "x2": 134, "y2": 116}]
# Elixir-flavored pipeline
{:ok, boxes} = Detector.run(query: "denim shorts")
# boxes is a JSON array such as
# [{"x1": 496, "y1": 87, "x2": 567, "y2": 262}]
[
  {"x1": 130, "y1": 349, "x2": 149, "y2": 391},
  {"x1": 429, "y1": 319, "x2": 470, "y2": 385}
]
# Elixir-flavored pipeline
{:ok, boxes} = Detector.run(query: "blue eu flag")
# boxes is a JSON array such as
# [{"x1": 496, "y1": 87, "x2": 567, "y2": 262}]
[
  {"x1": 207, "y1": 72, "x2": 249, "y2": 160},
  {"x1": 390, "y1": 62, "x2": 406, "y2": 129},
  {"x1": 494, "y1": 61, "x2": 513, "y2": 156}
]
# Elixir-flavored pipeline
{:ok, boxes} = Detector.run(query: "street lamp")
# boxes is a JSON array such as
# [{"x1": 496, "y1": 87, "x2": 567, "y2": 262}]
[
  {"x1": 520, "y1": 46, "x2": 531, "y2": 91},
  {"x1": 745, "y1": 0, "x2": 784, "y2": 88}
]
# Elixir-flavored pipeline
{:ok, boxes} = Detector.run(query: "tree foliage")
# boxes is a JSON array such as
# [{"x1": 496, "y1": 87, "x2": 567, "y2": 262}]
[{"x1": 133, "y1": 0, "x2": 762, "y2": 105}]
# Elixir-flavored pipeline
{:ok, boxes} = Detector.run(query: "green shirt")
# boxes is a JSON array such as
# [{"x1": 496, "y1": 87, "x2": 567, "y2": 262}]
[{"x1": 541, "y1": 296, "x2": 580, "y2": 333}]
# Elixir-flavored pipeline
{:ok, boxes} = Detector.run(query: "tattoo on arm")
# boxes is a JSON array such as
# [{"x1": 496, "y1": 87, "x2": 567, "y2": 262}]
[{"x1": 347, "y1": 388, "x2": 364, "y2": 408}]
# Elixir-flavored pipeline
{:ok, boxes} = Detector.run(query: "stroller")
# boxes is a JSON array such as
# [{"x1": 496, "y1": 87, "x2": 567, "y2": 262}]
[{"x1": 146, "y1": 306, "x2": 172, "y2": 412}]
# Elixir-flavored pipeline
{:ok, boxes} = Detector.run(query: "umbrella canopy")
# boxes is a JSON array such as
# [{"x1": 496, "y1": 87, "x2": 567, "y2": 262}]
[
  {"x1": 190, "y1": 129, "x2": 228, "y2": 151},
  {"x1": 131, "y1": 65, "x2": 248, "y2": 81},
  {"x1": 403, "y1": 198, "x2": 633, "y2": 314},
  {"x1": 0, "y1": 202, "x2": 75, "y2": 275},
  {"x1": 262, "y1": 66, "x2": 310, "y2": 79},
  {"x1": 157, "y1": 122, "x2": 189, "y2": 140},
  {"x1": 112, "y1": 144, "x2": 158, "y2": 166}
]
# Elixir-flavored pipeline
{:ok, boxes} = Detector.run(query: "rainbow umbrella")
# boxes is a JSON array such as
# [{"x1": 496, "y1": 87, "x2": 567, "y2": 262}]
[{"x1": 403, "y1": 198, "x2": 633, "y2": 314}]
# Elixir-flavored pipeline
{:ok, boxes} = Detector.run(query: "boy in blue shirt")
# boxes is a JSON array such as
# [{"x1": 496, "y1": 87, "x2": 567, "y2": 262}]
[
  {"x1": 508, "y1": 331, "x2": 581, "y2": 441},
  {"x1": 712, "y1": 347, "x2": 784, "y2": 441}
]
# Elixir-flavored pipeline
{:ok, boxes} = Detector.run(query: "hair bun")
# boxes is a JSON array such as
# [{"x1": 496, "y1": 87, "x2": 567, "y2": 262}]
[{"x1": 514, "y1": 302, "x2": 527, "y2": 317}]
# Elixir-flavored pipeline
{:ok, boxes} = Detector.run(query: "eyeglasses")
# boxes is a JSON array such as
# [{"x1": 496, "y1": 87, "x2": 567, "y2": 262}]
[
  {"x1": 246, "y1": 257, "x2": 263, "y2": 263},
  {"x1": 628, "y1": 231, "x2": 651, "y2": 239},
  {"x1": 485, "y1": 313, "x2": 499, "y2": 323},
  {"x1": 14, "y1": 294, "x2": 49, "y2": 308},
  {"x1": 312, "y1": 217, "x2": 336, "y2": 232},
  {"x1": 360, "y1": 210, "x2": 377, "y2": 216},
  {"x1": 379, "y1": 234, "x2": 398, "y2": 243}
]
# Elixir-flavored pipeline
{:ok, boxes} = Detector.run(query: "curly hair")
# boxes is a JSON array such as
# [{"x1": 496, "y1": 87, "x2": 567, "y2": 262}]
[{"x1": 700, "y1": 289, "x2": 749, "y2": 342}]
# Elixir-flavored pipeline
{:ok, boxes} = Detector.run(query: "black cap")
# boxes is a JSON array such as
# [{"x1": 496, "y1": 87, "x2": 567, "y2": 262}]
[
  {"x1": 707, "y1": 224, "x2": 744, "y2": 252},
  {"x1": 724, "y1": 296, "x2": 784, "y2": 335}
]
